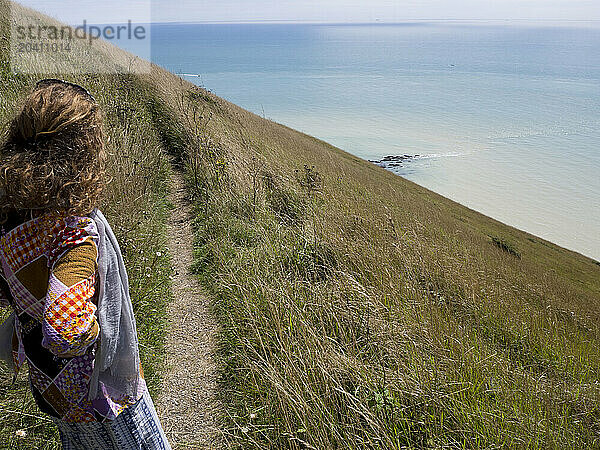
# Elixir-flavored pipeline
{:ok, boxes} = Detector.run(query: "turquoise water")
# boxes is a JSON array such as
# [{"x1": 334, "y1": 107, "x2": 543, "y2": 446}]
[{"x1": 147, "y1": 23, "x2": 600, "y2": 260}]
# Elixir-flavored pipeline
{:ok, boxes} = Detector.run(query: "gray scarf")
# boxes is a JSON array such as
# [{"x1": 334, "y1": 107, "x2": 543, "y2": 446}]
[{"x1": 88, "y1": 208, "x2": 141, "y2": 401}]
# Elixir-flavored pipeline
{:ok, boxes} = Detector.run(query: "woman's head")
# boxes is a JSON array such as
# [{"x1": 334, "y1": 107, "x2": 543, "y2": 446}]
[{"x1": 0, "y1": 79, "x2": 105, "y2": 217}]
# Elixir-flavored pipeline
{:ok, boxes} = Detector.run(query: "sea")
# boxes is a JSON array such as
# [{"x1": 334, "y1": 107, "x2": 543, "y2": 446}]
[{"x1": 133, "y1": 22, "x2": 600, "y2": 260}]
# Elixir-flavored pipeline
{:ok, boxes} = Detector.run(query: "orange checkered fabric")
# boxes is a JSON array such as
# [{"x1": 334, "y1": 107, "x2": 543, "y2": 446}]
[{"x1": 0, "y1": 211, "x2": 146, "y2": 423}]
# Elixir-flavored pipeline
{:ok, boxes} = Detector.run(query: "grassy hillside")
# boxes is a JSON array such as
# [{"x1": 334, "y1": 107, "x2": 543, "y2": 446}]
[
  {"x1": 158, "y1": 87, "x2": 600, "y2": 448},
  {"x1": 2, "y1": 2, "x2": 600, "y2": 448}
]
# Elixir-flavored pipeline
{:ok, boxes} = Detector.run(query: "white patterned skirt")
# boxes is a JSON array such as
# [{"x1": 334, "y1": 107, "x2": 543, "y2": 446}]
[{"x1": 52, "y1": 391, "x2": 172, "y2": 450}]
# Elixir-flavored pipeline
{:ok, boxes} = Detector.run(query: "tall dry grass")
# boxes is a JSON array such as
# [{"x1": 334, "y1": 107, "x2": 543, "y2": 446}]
[{"x1": 150, "y1": 72, "x2": 600, "y2": 448}]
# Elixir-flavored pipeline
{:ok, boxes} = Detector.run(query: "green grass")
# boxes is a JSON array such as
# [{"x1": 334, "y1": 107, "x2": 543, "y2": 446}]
[
  {"x1": 150, "y1": 71, "x2": 600, "y2": 448},
  {"x1": 1, "y1": 2, "x2": 600, "y2": 449}
]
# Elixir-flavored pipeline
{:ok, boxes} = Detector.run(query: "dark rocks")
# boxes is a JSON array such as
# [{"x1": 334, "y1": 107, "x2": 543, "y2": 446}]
[{"x1": 369, "y1": 154, "x2": 419, "y2": 169}]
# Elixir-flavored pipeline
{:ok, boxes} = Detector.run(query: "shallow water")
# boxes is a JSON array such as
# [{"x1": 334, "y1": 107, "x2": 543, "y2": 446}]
[{"x1": 145, "y1": 22, "x2": 600, "y2": 260}]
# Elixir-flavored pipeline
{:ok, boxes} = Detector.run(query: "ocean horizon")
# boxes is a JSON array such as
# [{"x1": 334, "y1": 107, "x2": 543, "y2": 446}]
[{"x1": 124, "y1": 22, "x2": 599, "y2": 260}]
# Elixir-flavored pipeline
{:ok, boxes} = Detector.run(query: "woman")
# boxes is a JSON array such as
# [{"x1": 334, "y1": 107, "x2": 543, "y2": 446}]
[{"x1": 0, "y1": 79, "x2": 171, "y2": 449}]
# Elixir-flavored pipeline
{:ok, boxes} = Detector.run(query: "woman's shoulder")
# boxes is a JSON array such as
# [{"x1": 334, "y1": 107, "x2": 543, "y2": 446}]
[
  {"x1": 46, "y1": 213, "x2": 99, "y2": 265},
  {"x1": 0, "y1": 210, "x2": 99, "y2": 271},
  {"x1": 56, "y1": 213, "x2": 99, "y2": 243},
  {"x1": 65, "y1": 215, "x2": 97, "y2": 233},
  {"x1": 0, "y1": 209, "x2": 99, "y2": 245}
]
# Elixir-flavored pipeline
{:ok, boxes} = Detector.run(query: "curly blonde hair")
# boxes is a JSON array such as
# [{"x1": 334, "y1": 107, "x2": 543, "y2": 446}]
[{"x1": 0, "y1": 80, "x2": 105, "y2": 219}]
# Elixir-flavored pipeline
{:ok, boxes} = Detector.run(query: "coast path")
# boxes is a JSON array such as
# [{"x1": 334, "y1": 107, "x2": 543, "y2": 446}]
[{"x1": 156, "y1": 171, "x2": 223, "y2": 449}]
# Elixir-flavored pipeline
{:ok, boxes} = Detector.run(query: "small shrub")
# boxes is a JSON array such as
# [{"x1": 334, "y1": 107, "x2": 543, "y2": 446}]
[
  {"x1": 186, "y1": 88, "x2": 218, "y2": 106},
  {"x1": 294, "y1": 164, "x2": 323, "y2": 196},
  {"x1": 490, "y1": 236, "x2": 521, "y2": 259},
  {"x1": 263, "y1": 173, "x2": 304, "y2": 226}
]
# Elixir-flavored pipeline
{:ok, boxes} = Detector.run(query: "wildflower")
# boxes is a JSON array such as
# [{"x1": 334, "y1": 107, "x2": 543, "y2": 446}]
[
  {"x1": 241, "y1": 426, "x2": 249, "y2": 433},
  {"x1": 156, "y1": 251, "x2": 162, "y2": 257},
  {"x1": 249, "y1": 413, "x2": 257, "y2": 419},
  {"x1": 15, "y1": 429, "x2": 27, "y2": 438}
]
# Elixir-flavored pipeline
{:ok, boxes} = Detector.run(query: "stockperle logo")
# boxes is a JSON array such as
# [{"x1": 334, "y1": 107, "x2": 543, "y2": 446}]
[{"x1": 10, "y1": 2, "x2": 152, "y2": 74}]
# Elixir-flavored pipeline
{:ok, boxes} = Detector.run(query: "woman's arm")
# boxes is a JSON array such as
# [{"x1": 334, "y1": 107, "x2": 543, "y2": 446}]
[{"x1": 42, "y1": 219, "x2": 100, "y2": 358}]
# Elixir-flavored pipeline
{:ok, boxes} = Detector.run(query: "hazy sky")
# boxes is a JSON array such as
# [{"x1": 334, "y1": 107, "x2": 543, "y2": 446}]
[{"x1": 14, "y1": 0, "x2": 600, "y2": 24}]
